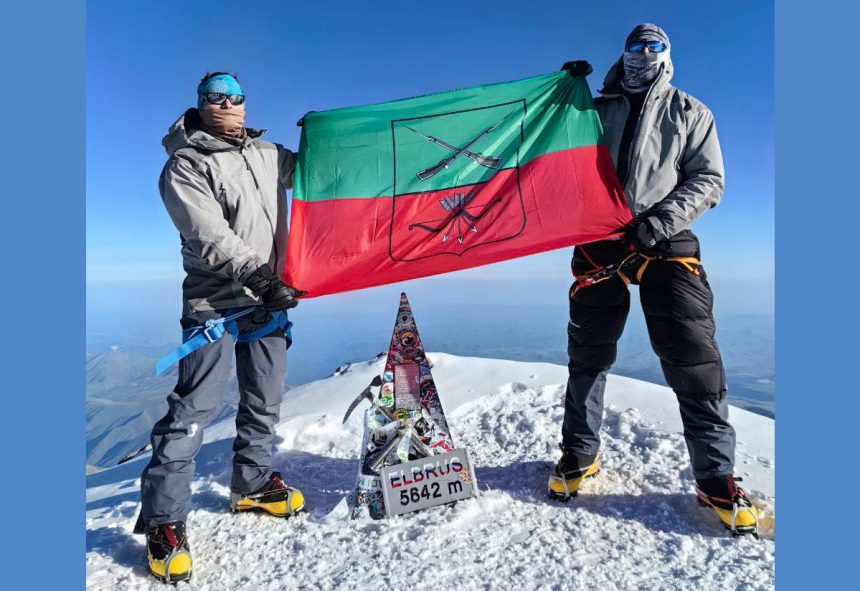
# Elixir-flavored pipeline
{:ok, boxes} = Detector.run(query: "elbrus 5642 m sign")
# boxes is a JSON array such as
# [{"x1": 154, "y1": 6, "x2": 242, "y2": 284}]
[{"x1": 379, "y1": 449, "x2": 478, "y2": 517}]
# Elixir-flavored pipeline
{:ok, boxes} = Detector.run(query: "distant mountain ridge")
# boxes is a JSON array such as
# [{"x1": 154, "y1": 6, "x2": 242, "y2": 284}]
[
  {"x1": 85, "y1": 348, "x2": 241, "y2": 469},
  {"x1": 85, "y1": 312, "x2": 773, "y2": 469}
]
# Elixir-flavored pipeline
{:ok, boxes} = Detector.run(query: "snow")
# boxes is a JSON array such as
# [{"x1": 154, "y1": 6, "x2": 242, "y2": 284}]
[{"x1": 86, "y1": 353, "x2": 775, "y2": 590}]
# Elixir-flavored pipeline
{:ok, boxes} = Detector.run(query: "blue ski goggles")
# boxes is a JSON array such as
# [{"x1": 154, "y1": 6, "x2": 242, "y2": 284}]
[{"x1": 626, "y1": 40, "x2": 668, "y2": 53}]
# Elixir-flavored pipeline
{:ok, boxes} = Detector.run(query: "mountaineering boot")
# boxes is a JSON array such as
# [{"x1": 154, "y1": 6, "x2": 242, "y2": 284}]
[
  {"x1": 146, "y1": 521, "x2": 192, "y2": 584},
  {"x1": 548, "y1": 444, "x2": 600, "y2": 500},
  {"x1": 230, "y1": 472, "x2": 305, "y2": 517},
  {"x1": 695, "y1": 475, "x2": 759, "y2": 537}
]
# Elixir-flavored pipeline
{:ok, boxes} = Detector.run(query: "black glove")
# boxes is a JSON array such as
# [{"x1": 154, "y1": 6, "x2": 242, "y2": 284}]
[
  {"x1": 623, "y1": 218, "x2": 658, "y2": 252},
  {"x1": 261, "y1": 281, "x2": 307, "y2": 311},
  {"x1": 244, "y1": 265, "x2": 275, "y2": 296},
  {"x1": 296, "y1": 110, "x2": 317, "y2": 127},
  {"x1": 244, "y1": 266, "x2": 307, "y2": 311},
  {"x1": 561, "y1": 60, "x2": 593, "y2": 78}
]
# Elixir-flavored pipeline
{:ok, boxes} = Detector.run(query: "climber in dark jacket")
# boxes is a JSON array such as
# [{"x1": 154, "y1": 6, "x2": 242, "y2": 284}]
[{"x1": 549, "y1": 24, "x2": 758, "y2": 537}]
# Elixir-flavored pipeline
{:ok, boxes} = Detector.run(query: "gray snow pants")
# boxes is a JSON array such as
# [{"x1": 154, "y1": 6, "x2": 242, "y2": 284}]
[
  {"x1": 561, "y1": 236, "x2": 736, "y2": 480},
  {"x1": 134, "y1": 308, "x2": 289, "y2": 532}
]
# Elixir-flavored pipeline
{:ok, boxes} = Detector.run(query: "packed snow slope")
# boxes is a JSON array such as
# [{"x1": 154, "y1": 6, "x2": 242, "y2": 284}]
[{"x1": 86, "y1": 354, "x2": 775, "y2": 590}]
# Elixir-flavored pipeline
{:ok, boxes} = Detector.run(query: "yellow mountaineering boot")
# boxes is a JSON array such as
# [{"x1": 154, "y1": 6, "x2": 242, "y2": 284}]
[
  {"x1": 548, "y1": 445, "x2": 600, "y2": 501},
  {"x1": 230, "y1": 472, "x2": 305, "y2": 518},
  {"x1": 146, "y1": 521, "x2": 192, "y2": 584},
  {"x1": 695, "y1": 475, "x2": 759, "y2": 537}
]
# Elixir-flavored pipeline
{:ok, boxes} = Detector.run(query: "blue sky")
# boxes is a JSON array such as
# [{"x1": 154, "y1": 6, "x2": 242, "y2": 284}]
[{"x1": 87, "y1": 0, "x2": 773, "y2": 309}]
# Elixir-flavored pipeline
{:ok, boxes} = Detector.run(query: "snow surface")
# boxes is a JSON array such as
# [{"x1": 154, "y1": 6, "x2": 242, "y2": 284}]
[{"x1": 86, "y1": 354, "x2": 775, "y2": 590}]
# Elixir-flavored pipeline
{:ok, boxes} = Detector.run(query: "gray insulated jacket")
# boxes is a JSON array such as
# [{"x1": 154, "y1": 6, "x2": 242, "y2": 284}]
[
  {"x1": 595, "y1": 58, "x2": 725, "y2": 241},
  {"x1": 159, "y1": 109, "x2": 296, "y2": 315}
]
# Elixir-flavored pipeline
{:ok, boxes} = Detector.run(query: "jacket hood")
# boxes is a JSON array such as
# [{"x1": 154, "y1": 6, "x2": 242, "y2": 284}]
[
  {"x1": 162, "y1": 108, "x2": 266, "y2": 156},
  {"x1": 599, "y1": 56, "x2": 674, "y2": 96}
]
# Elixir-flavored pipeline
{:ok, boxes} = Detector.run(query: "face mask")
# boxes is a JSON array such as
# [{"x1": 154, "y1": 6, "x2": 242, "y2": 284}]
[
  {"x1": 200, "y1": 103, "x2": 245, "y2": 136},
  {"x1": 622, "y1": 50, "x2": 670, "y2": 92}
]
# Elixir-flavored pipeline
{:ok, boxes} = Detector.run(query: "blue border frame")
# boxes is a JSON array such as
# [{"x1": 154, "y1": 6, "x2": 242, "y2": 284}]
[
  {"x1": 777, "y1": 1, "x2": 858, "y2": 588},
  {"x1": 14, "y1": 1, "x2": 860, "y2": 588},
  {"x1": 3, "y1": 1, "x2": 85, "y2": 587}
]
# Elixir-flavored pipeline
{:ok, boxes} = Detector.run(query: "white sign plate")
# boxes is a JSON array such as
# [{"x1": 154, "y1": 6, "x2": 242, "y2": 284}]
[{"x1": 380, "y1": 448, "x2": 478, "y2": 517}]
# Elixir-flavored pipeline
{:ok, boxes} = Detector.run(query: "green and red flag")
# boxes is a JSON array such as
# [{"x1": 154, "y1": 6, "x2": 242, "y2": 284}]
[{"x1": 285, "y1": 70, "x2": 630, "y2": 296}]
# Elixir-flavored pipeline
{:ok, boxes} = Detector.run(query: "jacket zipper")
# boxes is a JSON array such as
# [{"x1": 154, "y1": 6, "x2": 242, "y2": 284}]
[
  {"x1": 240, "y1": 146, "x2": 278, "y2": 261},
  {"x1": 620, "y1": 64, "x2": 664, "y2": 197}
]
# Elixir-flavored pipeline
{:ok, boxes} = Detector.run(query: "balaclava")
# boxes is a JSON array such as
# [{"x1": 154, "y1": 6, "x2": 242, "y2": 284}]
[
  {"x1": 197, "y1": 74, "x2": 246, "y2": 137},
  {"x1": 621, "y1": 24, "x2": 672, "y2": 93}
]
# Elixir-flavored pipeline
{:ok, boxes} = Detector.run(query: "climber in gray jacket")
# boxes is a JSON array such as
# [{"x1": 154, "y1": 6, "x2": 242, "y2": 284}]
[{"x1": 134, "y1": 72, "x2": 306, "y2": 583}]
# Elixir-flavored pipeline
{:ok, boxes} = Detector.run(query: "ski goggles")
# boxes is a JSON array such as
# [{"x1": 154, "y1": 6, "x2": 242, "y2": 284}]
[
  {"x1": 200, "y1": 93, "x2": 245, "y2": 106},
  {"x1": 626, "y1": 40, "x2": 668, "y2": 53}
]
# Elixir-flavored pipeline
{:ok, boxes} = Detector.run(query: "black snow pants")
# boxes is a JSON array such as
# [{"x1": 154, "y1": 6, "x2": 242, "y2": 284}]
[{"x1": 561, "y1": 231, "x2": 736, "y2": 479}]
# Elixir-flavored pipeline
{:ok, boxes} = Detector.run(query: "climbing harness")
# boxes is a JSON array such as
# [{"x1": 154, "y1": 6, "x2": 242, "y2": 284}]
[
  {"x1": 570, "y1": 246, "x2": 702, "y2": 298},
  {"x1": 155, "y1": 307, "x2": 292, "y2": 375}
]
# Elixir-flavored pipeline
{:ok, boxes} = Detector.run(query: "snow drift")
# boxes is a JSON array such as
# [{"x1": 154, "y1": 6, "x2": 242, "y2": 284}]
[{"x1": 86, "y1": 354, "x2": 774, "y2": 590}]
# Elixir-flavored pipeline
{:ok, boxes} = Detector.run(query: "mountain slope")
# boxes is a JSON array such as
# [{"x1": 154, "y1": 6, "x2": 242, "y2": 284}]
[
  {"x1": 86, "y1": 349, "x2": 241, "y2": 469},
  {"x1": 86, "y1": 354, "x2": 774, "y2": 590}
]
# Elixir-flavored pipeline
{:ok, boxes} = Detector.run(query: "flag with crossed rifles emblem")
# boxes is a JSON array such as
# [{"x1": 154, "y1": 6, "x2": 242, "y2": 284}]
[{"x1": 285, "y1": 69, "x2": 630, "y2": 296}]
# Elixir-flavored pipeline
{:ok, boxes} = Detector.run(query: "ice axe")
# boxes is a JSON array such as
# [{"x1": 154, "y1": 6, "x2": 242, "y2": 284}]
[
  {"x1": 342, "y1": 375, "x2": 383, "y2": 424},
  {"x1": 365, "y1": 424, "x2": 434, "y2": 472},
  {"x1": 342, "y1": 375, "x2": 435, "y2": 460}
]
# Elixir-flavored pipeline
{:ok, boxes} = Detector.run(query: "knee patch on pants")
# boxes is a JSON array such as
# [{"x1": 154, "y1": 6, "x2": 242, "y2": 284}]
[
  {"x1": 661, "y1": 360, "x2": 726, "y2": 400},
  {"x1": 567, "y1": 339, "x2": 619, "y2": 371},
  {"x1": 640, "y1": 259, "x2": 726, "y2": 399}
]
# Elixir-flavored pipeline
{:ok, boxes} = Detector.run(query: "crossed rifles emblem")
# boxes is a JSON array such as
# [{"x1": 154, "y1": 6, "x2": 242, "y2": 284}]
[
  {"x1": 405, "y1": 109, "x2": 517, "y2": 244},
  {"x1": 404, "y1": 108, "x2": 517, "y2": 180}
]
